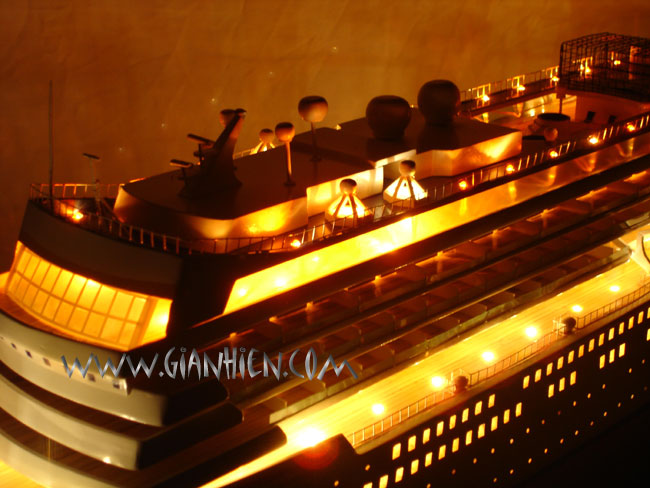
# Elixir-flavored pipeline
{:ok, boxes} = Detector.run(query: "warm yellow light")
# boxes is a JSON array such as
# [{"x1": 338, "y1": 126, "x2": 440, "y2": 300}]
[
  {"x1": 525, "y1": 326, "x2": 538, "y2": 339},
  {"x1": 290, "y1": 239, "x2": 301, "y2": 249},
  {"x1": 626, "y1": 123, "x2": 636, "y2": 132},
  {"x1": 588, "y1": 136, "x2": 599, "y2": 145},
  {"x1": 481, "y1": 94, "x2": 490, "y2": 102},
  {"x1": 551, "y1": 76, "x2": 560, "y2": 82},
  {"x1": 327, "y1": 196, "x2": 367, "y2": 219},
  {"x1": 585, "y1": 66, "x2": 592, "y2": 74},
  {"x1": 505, "y1": 164, "x2": 515, "y2": 174},
  {"x1": 238, "y1": 287, "x2": 248, "y2": 297},
  {"x1": 613, "y1": 59, "x2": 621, "y2": 66},
  {"x1": 71, "y1": 208, "x2": 84, "y2": 221},
  {"x1": 431, "y1": 376, "x2": 446, "y2": 389},
  {"x1": 275, "y1": 277, "x2": 288, "y2": 288},
  {"x1": 458, "y1": 180, "x2": 468, "y2": 190},
  {"x1": 571, "y1": 305, "x2": 583, "y2": 313},
  {"x1": 371, "y1": 403, "x2": 385, "y2": 415},
  {"x1": 384, "y1": 176, "x2": 427, "y2": 204},
  {"x1": 528, "y1": 109, "x2": 536, "y2": 117},
  {"x1": 609, "y1": 285, "x2": 620, "y2": 293},
  {"x1": 294, "y1": 427, "x2": 326, "y2": 448},
  {"x1": 335, "y1": 124, "x2": 342, "y2": 130},
  {"x1": 482, "y1": 351, "x2": 495, "y2": 362},
  {"x1": 549, "y1": 150, "x2": 559, "y2": 158},
  {"x1": 517, "y1": 85, "x2": 526, "y2": 92}
]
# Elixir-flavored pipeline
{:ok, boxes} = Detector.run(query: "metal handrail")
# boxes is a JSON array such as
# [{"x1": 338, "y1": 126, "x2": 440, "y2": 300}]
[
  {"x1": 346, "y1": 278, "x2": 650, "y2": 447},
  {"x1": 29, "y1": 99, "x2": 650, "y2": 255}
]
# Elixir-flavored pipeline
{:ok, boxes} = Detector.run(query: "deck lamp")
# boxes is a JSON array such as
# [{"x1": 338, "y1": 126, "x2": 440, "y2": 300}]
[
  {"x1": 383, "y1": 160, "x2": 427, "y2": 207},
  {"x1": 326, "y1": 178, "x2": 369, "y2": 221}
]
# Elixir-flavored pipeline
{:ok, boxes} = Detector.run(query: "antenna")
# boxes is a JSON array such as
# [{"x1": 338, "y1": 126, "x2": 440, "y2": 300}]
[{"x1": 48, "y1": 80, "x2": 54, "y2": 210}]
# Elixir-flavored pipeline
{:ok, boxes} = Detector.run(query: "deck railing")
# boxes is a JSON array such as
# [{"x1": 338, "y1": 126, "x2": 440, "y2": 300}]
[
  {"x1": 30, "y1": 103, "x2": 650, "y2": 255},
  {"x1": 347, "y1": 278, "x2": 650, "y2": 447}
]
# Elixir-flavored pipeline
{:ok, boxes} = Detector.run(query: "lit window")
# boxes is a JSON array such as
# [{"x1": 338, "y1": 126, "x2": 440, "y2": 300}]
[
  {"x1": 618, "y1": 343, "x2": 626, "y2": 357},
  {"x1": 422, "y1": 428, "x2": 431, "y2": 444},
  {"x1": 503, "y1": 409, "x2": 510, "y2": 424},
  {"x1": 475, "y1": 401, "x2": 483, "y2": 416},
  {"x1": 462, "y1": 408, "x2": 469, "y2": 423},
  {"x1": 488, "y1": 394, "x2": 495, "y2": 408},
  {"x1": 449, "y1": 415, "x2": 457, "y2": 430},
  {"x1": 628, "y1": 317, "x2": 635, "y2": 329},
  {"x1": 598, "y1": 333, "x2": 605, "y2": 346},
  {"x1": 425, "y1": 452, "x2": 433, "y2": 467},
  {"x1": 609, "y1": 349, "x2": 615, "y2": 364},
  {"x1": 619, "y1": 322, "x2": 625, "y2": 335},
  {"x1": 408, "y1": 435, "x2": 416, "y2": 452},
  {"x1": 491, "y1": 416, "x2": 498, "y2": 431},
  {"x1": 599, "y1": 355, "x2": 606, "y2": 369},
  {"x1": 523, "y1": 375, "x2": 530, "y2": 389},
  {"x1": 608, "y1": 328, "x2": 615, "y2": 341},
  {"x1": 588, "y1": 339, "x2": 595, "y2": 352},
  {"x1": 546, "y1": 363, "x2": 553, "y2": 376},
  {"x1": 570, "y1": 371, "x2": 577, "y2": 385},
  {"x1": 410, "y1": 459, "x2": 419, "y2": 475},
  {"x1": 578, "y1": 345, "x2": 585, "y2": 357},
  {"x1": 478, "y1": 424, "x2": 486, "y2": 438},
  {"x1": 379, "y1": 475, "x2": 388, "y2": 488},
  {"x1": 535, "y1": 369, "x2": 542, "y2": 382},
  {"x1": 392, "y1": 443, "x2": 401, "y2": 460},
  {"x1": 515, "y1": 402, "x2": 522, "y2": 417},
  {"x1": 568, "y1": 351, "x2": 574, "y2": 363},
  {"x1": 465, "y1": 430, "x2": 473, "y2": 445},
  {"x1": 452, "y1": 438, "x2": 459, "y2": 452},
  {"x1": 548, "y1": 384, "x2": 555, "y2": 398},
  {"x1": 5, "y1": 242, "x2": 170, "y2": 350},
  {"x1": 436, "y1": 421, "x2": 444, "y2": 436},
  {"x1": 559, "y1": 378, "x2": 565, "y2": 392},
  {"x1": 438, "y1": 445, "x2": 446, "y2": 460},
  {"x1": 395, "y1": 467, "x2": 404, "y2": 483}
]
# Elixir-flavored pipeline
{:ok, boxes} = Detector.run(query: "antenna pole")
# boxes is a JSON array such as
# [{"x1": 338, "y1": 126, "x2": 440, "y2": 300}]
[{"x1": 48, "y1": 80, "x2": 54, "y2": 210}]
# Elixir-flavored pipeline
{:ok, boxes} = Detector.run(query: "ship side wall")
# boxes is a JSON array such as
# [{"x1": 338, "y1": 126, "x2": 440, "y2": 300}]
[{"x1": 234, "y1": 298, "x2": 650, "y2": 488}]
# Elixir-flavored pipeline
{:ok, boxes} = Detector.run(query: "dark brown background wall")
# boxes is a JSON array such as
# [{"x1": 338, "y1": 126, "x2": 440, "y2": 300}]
[{"x1": 1, "y1": 0, "x2": 649, "y2": 270}]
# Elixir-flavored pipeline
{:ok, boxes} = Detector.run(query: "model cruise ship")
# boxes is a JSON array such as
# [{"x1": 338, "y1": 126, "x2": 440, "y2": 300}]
[{"x1": 1, "y1": 33, "x2": 650, "y2": 488}]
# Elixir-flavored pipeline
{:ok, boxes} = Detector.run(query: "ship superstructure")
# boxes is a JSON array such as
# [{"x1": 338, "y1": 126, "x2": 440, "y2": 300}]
[{"x1": 1, "y1": 32, "x2": 650, "y2": 487}]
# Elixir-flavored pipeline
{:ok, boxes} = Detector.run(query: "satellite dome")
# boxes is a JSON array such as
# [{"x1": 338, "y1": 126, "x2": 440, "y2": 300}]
[
  {"x1": 417, "y1": 80, "x2": 460, "y2": 125},
  {"x1": 365, "y1": 95, "x2": 412, "y2": 140}
]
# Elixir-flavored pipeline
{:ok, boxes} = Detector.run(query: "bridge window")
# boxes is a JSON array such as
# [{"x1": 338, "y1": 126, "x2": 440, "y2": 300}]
[
  {"x1": 452, "y1": 438, "x2": 460, "y2": 452},
  {"x1": 465, "y1": 430, "x2": 473, "y2": 445},
  {"x1": 559, "y1": 377, "x2": 566, "y2": 392},
  {"x1": 628, "y1": 317, "x2": 634, "y2": 329},
  {"x1": 425, "y1": 452, "x2": 432, "y2": 467},
  {"x1": 523, "y1": 375, "x2": 530, "y2": 389},
  {"x1": 379, "y1": 475, "x2": 388, "y2": 488},
  {"x1": 411, "y1": 459, "x2": 419, "y2": 475},
  {"x1": 503, "y1": 409, "x2": 511, "y2": 424},
  {"x1": 598, "y1": 333, "x2": 605, "y2": 346},
  {"x1": 515, "y1": 402, "x2": 523, "y2": 417},
  {"x1": 557, "y1": 357, "x2": 564, "y2": 370},
  {"x1": 570, "y1": 371, "x2": 577, "y2": 385},
  {"x1": 395, "y1": 467, "x2": 404, "y2": 483},
  {"x1": 491, "y1": 416, "x2": 499, "y2": 431},
  {"x1": 619, "y1": 343, "x2": 626, "y2": 357},
  {"x1": 478, "y1": 424, "x2": 486, "y2": 438},
  {"x1": 568, "y1": 351, "x2": 575, "y2": 364},
  {"x1": 462, "y1": 408, "x2": 469, "y2": 423},
  {"x1": 546, "y1": 362, "x2": 553, "y2": 376},
  {"x1": 438, "y1": 445, "x2": 446, "y2": 460},
  {"x1": 608, "y1": 328, "x2": 615, "y2": 341},
  {"x1": 449, "y1": 414, "x2": 457, "y2": 430},
  {"x1": 588, "y1": 339, "x2": 595, "y2": 352},
  {"x1": 599, "y1": 354, "x2": 606, "y2": 369},
  {"x1": 548, "y1": 384, "x2": 555, "y2": 398},
  {"x1": 619, "y1": 322, "x2": 625, "y2": 335},
  {"x1": 535, "y1": 369, "x2": 542, "y2": 382},
  {"x1": 579, "y1": 344, "x2": 585, "y2": 357},
  {"x1": 436, "y1": 421, "x2": 444, "y2": 436}
]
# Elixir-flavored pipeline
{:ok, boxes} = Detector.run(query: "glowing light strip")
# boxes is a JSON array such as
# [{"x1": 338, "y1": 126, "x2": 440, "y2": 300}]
[{"x1": 223, "y1": 133, "x2": 650, "y2": 315}]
